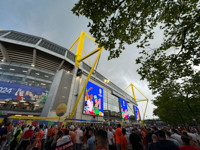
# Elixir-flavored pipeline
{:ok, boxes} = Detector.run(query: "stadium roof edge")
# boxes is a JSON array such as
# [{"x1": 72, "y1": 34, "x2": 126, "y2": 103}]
[
  {"x1": 0, "y1": 30, "x2": 72, "y2": 56},
  {"x1": 0, "y1": 30, "x2": 137, "y2": 105}
]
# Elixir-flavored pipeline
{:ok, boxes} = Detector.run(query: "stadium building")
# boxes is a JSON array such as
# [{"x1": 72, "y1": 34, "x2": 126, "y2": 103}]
[{"x1": 0, "y1": 30, "x2": 140, "y2": 122}]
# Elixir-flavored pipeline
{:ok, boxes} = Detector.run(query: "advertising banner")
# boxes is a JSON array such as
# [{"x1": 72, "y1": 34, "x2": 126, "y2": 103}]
[
  {"x1": 83, "y1": 81, "x2": 104, "y2": 116},
  {"x1": 120, "y1": 98, "x2": 129, "y2": 119},
  {"x1": 134, "y1": 106, "x2": 141, "y2": 121},
  {"x1": 0, "y1": 82, "x2": 48, "y2": 103}
]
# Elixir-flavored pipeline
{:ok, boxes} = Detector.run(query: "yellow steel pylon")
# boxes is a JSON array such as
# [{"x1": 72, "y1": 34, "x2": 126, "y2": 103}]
[
  {"x1": 68, "y1": 31, "x2": 103, "y2": 119},
  {"x1": 125, "y1": 83, "x2": 149, "y2": 124}
]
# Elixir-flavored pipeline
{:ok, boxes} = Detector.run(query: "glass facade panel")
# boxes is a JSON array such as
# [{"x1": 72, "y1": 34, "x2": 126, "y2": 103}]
[
  {"x1": 103, "y1": 90, "x2": 120, "y2": 113},
  {"x1": 0, "y1": 62, "x2": 54, "y2": 90}
]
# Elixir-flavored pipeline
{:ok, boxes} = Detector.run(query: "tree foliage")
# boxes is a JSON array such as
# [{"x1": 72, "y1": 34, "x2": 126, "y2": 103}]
[{"x1": 72, "y1": 0, "x2": 200, "y2": 125}]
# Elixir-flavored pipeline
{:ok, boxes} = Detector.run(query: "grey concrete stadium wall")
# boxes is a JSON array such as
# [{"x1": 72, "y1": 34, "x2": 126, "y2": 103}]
[{"x1": 41, "y1": 69, "x2": 73, "y2": 117}]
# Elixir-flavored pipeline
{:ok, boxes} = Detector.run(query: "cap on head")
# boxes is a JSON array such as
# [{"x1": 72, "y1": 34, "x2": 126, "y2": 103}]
[{"x1": 70, "y1": 125, "x2": 75, "y2": 130}]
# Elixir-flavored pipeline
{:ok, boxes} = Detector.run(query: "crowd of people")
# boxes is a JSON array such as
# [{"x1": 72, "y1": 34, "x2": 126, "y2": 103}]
[{"x1": 0, "y1": 122, "x2": 200, "y2": 150}]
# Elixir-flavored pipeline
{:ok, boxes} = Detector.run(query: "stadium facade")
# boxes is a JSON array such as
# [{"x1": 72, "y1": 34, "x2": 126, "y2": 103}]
[{"x1": 0, "y1": 30, "x2": 139, "y2": 122}]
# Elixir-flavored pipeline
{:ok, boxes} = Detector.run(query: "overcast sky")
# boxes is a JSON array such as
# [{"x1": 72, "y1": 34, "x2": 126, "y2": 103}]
[{"x1": 0, "y1": 0, "x2": 161, "y2": 119}]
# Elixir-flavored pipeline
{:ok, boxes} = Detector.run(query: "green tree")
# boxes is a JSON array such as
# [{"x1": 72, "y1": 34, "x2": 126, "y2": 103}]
[{"x1": 72, "y1": 0, "x2": 200, "y2": 125}]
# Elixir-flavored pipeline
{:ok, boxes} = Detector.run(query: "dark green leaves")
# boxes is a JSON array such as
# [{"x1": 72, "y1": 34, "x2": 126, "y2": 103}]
[{"x1": 72, "y1": 0, "x2": 200, "y2": 125}]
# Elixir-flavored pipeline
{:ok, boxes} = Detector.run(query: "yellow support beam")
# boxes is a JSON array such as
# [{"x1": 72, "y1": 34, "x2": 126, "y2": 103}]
[
  {"x1": 124, "y1": 83, "x2": 149, "y2": 124},
  {"x1": 69, "y1": 36, "x2": 80, "y2": 51},
  {"x1": 136, "y1": 99, "x2": 148, "y2": 102},
  {"x1": 75, "y1": 31, "x2": 85, "y2": 67},
  {"x1": 132, "y1": 84, "x2": 149, "y2": 101},
  {"x1": 67, "y1": 30, "x2": 103, "y2": 119},
  {"x1": 142, "y1": 100, "x2": 149, "y2": 123},
  {"x1": 78, "y1": 48, "x2": 100, "y2": 62},
  {"x1": 69, "y1": 38, "x2": 92, "y2": 67},
  {"x1": 130, "y1": 84, "x2": 136, "y2": 101},
  {"x1": 69, "y1": 48, "x2": 103, "y2": 118},
  {"x1": 83, "y1": 48, "x2": 92, "y2": 67},
  {"x1": 84, "y1": 32, "x2": 98, "y2": 45},
  {"x1": 124, "y1": 85, "x2": 131, "y2": 92}
]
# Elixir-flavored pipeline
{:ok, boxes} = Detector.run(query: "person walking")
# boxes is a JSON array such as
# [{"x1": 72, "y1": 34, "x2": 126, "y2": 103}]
[
  {"x1": 41, "y1": 125, "x2": 48, "y2": 150},
  {"x1": 10, "y1": 125, "x2": 24, "y2": 150},
  {"x1": 87, "y1": 129, "x2": 95, "y2": 150},
  {"x1": 31, "y1": 124, "x2": 44, "y2": 150},
  {"x1": 56, "y1": 129, "x2": 73, "y2": 150},
  {"x1": 95, "y1": 130, "x2": 108, "y2": 150},
  {"x1": 17, "y1": 126, "x2": 35, "y2": 150},
  {"x1": 129, "y1": 129, "x2": 143, "y2": 150},
  {"x1": 75, "y1": 126, "x2": 83, "y2": 150},
  {"x1": 114, "y1": 124, "x2": 122, "y2": 150},
  {"x1": 120, "y1": 128, "x2": 128, "y2": 150},
  {"x1": 180, "y1": 135, "x2": 199, "y2": 150},
  {"x1": 148, "y1": 130, "x2": 179, "y2": 150},
  {"x1": 0, "y1": 123, "x2": 10, "y2": 150},
  {"x1": 108, "y1": 127, "x2": 115, "y2": 150}
]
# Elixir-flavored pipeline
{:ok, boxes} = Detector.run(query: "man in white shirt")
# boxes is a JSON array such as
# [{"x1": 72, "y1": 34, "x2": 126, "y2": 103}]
[
  {"x1": 23, "y1": 125, "x2": 29, "y2": 133},
  {"x1": 75, "y1": 126, "x2": 83, "y2": 150},
  {"x1": 171, "y1": 129, "x2": 182, "y2": 145},
  {"x1": 108, "y1": 127, "x2": 115, "y2": 150},
  {"x1": 166, "y1": 131, "x2": 180, "y2": 147},
  {"x1": 41, "y1": 125, "x2": 48, "y2": 150},
  {"x1": 56, "y1": 129, "x2": 73, "y2": 150},
  {"x1": 87, "y1": 99, "x2": 93, "y2": 112},
  {"x1": 85, "y1": 87, "x2": 94, "y2": 114}
]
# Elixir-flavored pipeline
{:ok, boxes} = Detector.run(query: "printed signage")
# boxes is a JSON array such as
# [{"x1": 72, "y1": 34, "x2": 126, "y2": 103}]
[
  {"x1": 83, "y1": 81, "x2": 104, "y2": 116},
  {"x1": 120, "y1": 98, "x2": 129, "y2": 119},
  {"x1": 0, "y1": 82, "x2": 48, "y2": 103}
]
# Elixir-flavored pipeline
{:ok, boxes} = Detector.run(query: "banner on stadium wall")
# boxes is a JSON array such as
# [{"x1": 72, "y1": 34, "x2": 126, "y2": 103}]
[
  {"x1": 26, "y1": 120, "x2": 33, "y2": 125},
  {"x1": 83, "y1": 81, "x2": 104, "y2": 116},
  {"x1": 18, "y1": 120, "x2": 25, "y2": 125},
  {"x1": 134, "y1": 106, "x2": 141, "y2": 121},
  {"x1": 120, "y1": 98, "x2": 129, "y2": 119},
  {"x1": 48, "y1": 121, "x2": 54, "y2": 127},
  {"x1": 0, "y1": 82, "x2": 48, "y2": 103}
]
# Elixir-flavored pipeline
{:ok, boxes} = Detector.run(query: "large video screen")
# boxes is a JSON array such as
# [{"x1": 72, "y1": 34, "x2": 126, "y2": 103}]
[
  {"x1": 120, "y1": 98, "x2": 129, "y2": 119},
  {"x1": 0, "y1": 82, "x2": 48, "y2": 103},
  {"x1": 83, "y1": 81, "x2": 104, "y2": 116},
  {"x1": 134, "y1": 106, "x2": 141, "y2": 121}
]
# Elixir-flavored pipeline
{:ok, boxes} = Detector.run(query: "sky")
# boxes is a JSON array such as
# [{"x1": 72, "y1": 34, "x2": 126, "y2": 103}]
[{"x1": 0, "y1": 0, "x2": 161, "y2": 119}]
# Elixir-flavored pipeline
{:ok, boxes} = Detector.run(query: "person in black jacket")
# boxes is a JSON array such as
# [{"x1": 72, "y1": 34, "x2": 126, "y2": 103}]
[
  {"x1": 148, "y1": 130, "x2": 180, "y2": 150},
  {"x1": 145, "y1": 128, "x2": 152, "y2": 150},
  {"x1": 129, "y1": 129, "x2": 143, "y2": 150}
]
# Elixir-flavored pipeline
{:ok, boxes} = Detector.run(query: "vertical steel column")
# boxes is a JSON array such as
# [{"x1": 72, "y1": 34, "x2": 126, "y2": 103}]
[
  {"x1": 32, "y1": 49, "x2": 37, "y2": 66},
  {"x1": 75, "y1": 31, "x2": 85, "y2": 67},
  {"x1": 142, "y1": 100, "x2": 149, "y2": 124},
  {"x1": 130, "y1": 84, "x2": 136, "y2": 101}
]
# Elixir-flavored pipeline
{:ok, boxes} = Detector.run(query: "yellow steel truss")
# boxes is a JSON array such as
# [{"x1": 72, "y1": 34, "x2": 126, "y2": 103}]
[
  {"x1": 68, "y1": 31, "x2": 103, "y2": 119},
  {"x1": 125, "y1": 83, "x2": 149, "y2": 124}
]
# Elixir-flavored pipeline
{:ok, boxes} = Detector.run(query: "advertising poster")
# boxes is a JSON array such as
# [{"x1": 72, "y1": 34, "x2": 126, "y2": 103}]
[
  {"x1": 120, "y1": 98, "x2": 129, "y2": 119},
  {"x1": 0, "y1": 82, "x2": 48, "y2": 103},
  {"x1": 134, "y1": 106, "x2": 141, "y2": 121},
  {"x1": 83, "y1": 81, "x2": 104, "y2": 116}
]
